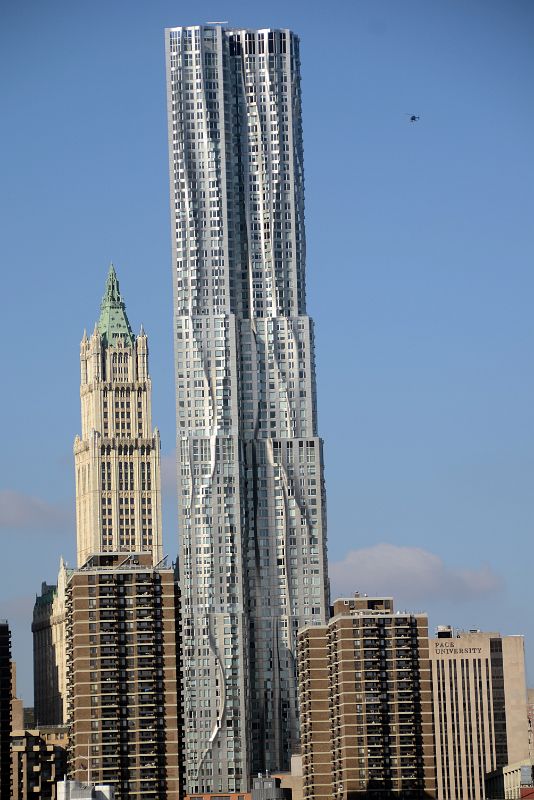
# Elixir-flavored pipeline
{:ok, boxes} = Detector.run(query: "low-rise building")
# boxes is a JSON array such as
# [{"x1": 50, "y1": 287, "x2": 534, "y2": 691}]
[
  {"x1": 185, "y1": 794, "x2": 251, "y2": 800},
  {"x1": 185, "y1": 782, "x2": 290, "y2": 800},
  {"x1": 11, "y1": 726, "x2": 68, "y2": 799},
  {"x1": 485, "y1": 759, "x2": 534, "y2": 799},
  {"x1": 251, "y1": 775, "x2": 291, "y2": 799},
  {"x1": 272, "y1": 754, "x2": 303, "y2": 800},
  {"x1": 57, "y1": 780, "x2": 115, "y2": 800}
]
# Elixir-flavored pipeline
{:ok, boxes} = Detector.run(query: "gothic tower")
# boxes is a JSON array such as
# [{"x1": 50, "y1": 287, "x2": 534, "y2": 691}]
[
  {"x1": 66, "y1": 268, "x2": 182, "y2": 800},
  {"x1": 74, "y1": 265, "x2": 163, "y2": 566}
]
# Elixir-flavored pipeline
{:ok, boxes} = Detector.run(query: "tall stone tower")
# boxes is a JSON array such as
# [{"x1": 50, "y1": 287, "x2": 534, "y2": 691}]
[
  {"x1": 166, "y1": 26, "x2": 330, "y2": 793},
  {"x1": 65, "y1": 268, "x2": 182, "y2": 800},
  {"x1": 74, "y1": 266, "x2": 163, "y2": 566}
]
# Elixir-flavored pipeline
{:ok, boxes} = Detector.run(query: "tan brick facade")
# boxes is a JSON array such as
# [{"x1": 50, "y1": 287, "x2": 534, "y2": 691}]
[
  {"x1": 298, "y1": 595, "x2": 435, "y2": 800},
  {"x1": 66, "y1": 553, "x2": 182, "y2": 799}
]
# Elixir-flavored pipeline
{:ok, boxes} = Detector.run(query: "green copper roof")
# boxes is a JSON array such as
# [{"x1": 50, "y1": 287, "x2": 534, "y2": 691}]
[{"x1": 97, "y1": 264, "x2": 134, "y2": 347}]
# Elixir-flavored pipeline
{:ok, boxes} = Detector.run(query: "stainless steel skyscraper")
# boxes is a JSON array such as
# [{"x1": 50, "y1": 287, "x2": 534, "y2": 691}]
[{"x1": 165, "y1": 25, "x2": 329, "y2": 794}]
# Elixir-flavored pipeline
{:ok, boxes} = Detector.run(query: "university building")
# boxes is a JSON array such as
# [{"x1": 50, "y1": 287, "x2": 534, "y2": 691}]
[{"x1": 430, "y1": 626, "x2": 529, "y2": 800}]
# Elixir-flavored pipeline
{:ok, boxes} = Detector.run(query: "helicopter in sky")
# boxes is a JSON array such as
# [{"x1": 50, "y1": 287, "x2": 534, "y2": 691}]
[{"x1": 407, "y1": 114, "x2": 420, "y2": 122}]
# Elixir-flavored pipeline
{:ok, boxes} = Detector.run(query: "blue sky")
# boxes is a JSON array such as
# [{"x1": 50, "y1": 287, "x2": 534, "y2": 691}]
[{"x1": 1, "y1": 0, "x2": 533, "y2": 702}]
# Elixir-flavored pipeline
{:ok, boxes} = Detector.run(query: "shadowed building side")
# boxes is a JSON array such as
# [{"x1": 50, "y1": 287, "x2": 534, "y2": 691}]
[
  {"x1": 32, "y1": 562, "x2": 69, "y2": 726},
  {"x1": 0, "y1": 621, "x2": 12, "y2": 800}
]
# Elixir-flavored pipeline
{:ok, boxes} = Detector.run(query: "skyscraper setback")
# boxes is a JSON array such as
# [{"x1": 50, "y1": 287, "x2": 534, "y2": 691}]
[{"x1": 166, "y1": 25, "x2": 330, "y2": 793}]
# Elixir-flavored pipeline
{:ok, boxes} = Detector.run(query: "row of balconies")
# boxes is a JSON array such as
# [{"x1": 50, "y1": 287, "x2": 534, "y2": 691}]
[
  {"x1": 94, "y1": 660, "x2": 161, "y2": 673},
  {"x1": 69, "y1": 741, "x2": 164, "y2": 759},
  {"x1": 96, "y1": 759, "x2": 161, "y2": 774},
  {"x1": 98, "y1": 687, "x2": 165, "y2": 700}
]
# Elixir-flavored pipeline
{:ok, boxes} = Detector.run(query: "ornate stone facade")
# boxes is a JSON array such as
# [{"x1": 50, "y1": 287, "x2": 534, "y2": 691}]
[
  {"x1": 65, "y1": 268, "x2": 182, "y2": 800},
  {"x1": 74, "y1": 266, "x2": 163, "y2": 566}
]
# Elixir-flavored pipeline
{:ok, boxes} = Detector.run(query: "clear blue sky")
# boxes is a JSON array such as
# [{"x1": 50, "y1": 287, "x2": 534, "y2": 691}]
[{"x1": 1, "y1": 0, "x2": 533, "y2": 703}]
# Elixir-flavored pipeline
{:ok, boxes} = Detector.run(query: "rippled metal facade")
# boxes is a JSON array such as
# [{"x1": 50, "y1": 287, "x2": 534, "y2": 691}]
[{"x1": 165, "y1": 26, "x2": 329, "y2": 793}]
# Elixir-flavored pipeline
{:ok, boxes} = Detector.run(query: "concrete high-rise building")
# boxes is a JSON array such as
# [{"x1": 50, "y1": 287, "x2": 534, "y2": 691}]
[
  {"x1": 65, "y1": 270, "x2": 182, "y2": 800},
  {"x1": 0, "y1": 621, "x2": 11, "y2": 800},
  {"x1": 65, "y1": 553, "x2": 181, "y2": 800},
  {"x1": 165, "y1": 25, "x2": 329, "y2": 792},
  {"x1": 430, "y1": 626, "x2": 529, "y2": 800},
  {"x1": 74, "y1": 265, "x2": 163, "y2": 566},
  {"x1": 297, "y1": 595, "x2": 436, "y2": 800},
  {"x1": 32, "y1": 561, "x2": 69, "y2": 725}
]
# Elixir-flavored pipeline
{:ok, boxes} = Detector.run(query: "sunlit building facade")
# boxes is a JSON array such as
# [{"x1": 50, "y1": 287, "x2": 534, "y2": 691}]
[
  {"x1": 298, "y1": 595, "x2": 435, "y2": 800},
  {"x1": 66, "y1": 270, "x2": 182, "y2": 800},
  {"x1": 166, "y1": 25, "x2": 329, "y2": 793},
  {"x1": 430, "y1": 627, "x2": 529, "y2": 800},
  {"x1": 74, "y1": 266, "x2": 163, "y2": 567}
]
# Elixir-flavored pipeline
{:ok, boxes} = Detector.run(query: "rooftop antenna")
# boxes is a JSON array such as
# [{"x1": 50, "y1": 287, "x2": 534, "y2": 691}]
[{"x1": 154, "y1": 555, "x2": 169, "y2": 570}]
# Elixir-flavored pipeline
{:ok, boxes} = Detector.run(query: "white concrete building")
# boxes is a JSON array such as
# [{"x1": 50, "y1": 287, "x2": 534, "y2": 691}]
[{"x1": 57, "y1": 780, "x2": 115, "y2": 800}]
